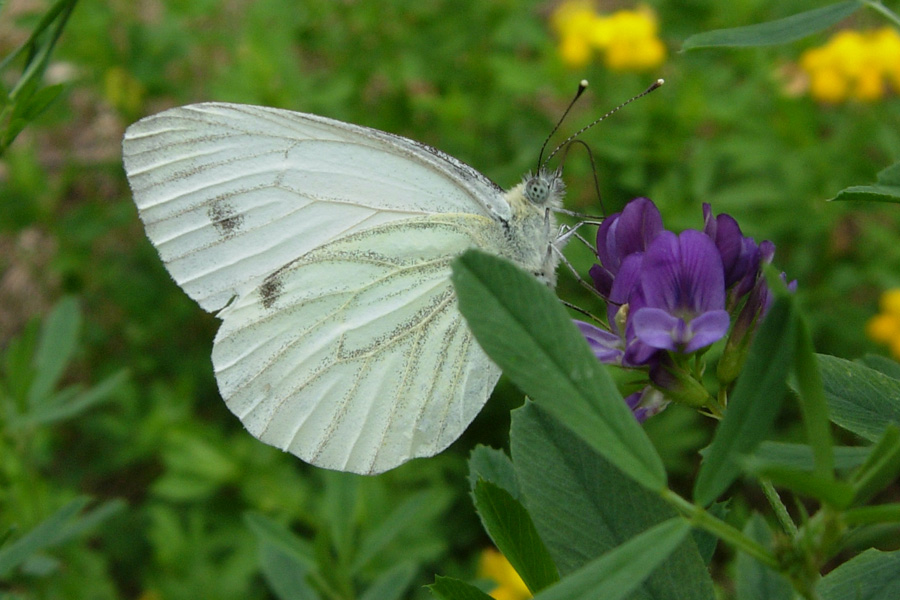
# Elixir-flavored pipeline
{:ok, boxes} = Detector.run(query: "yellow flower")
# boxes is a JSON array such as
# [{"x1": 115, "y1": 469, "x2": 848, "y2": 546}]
[
  {"x1": 808, "y1": 67, "x2": 848, "y2": 104},
  {"x1": 608, "y1": 8, "x2": 659, "y2": 40},
  {"x1": 798, "y1": 27, "x2": 900, "y2": 103},
  {"x1": 587, "y1": 15, "x2": 616, "y2": 48},
  {"x1": 551, "y1": 0, "x2": 599, "y2": 39},
  {"x1": 853, "y1": 67, "x2": 884, "y2": 101},
  {"x1": 606, "y1": 35, "x2": 666, "y2": 71},
  {"x1": 829, "y1": 30, "x2": 867, "y2": 77},
  {"x1": 881, "y1": 289, "x2": 900, "y2": 313},
  {"x1": 603, "y1": 9, "x2": 666, "y2": 71},
  {"x1": 871, "y1": 27, "x2": 900, "y2": 92},
  {"x1": 867, "y1": 289, "x2": 900, "y2": 360},
  {"x1": 559, "y1": 33, "x2": 593, "y2": 68},
  {"x1": 478, "y1": 548, "x2": 531, "y2": 600},
  {"x1": 550, "y1": 2, "x2": 665, "y2": 71}
]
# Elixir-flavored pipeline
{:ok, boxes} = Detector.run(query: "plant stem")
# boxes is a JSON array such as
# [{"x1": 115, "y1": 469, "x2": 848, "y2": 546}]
[
  {"x1": 761, "y1": 479, "x2": 799, "y2": 536},
  {"x1": 661, "y1": 489, "x2": 779, "y2": 569}
]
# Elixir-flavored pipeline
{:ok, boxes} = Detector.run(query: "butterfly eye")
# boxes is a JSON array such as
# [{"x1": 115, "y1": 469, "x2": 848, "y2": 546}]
[{"x1": 525, "y1": 176, "x2": 550, "y2": 204}]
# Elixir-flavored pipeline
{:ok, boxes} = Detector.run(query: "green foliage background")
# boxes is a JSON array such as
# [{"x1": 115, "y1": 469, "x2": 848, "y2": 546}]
[{"x1": 1, "y1": 0, "x2": 899, "y2": 598}]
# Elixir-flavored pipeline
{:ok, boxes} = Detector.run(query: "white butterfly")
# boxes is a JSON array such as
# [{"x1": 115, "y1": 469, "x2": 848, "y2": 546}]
[{"x1": 122, "y1": 103, "x2": 565, "y2": 474}]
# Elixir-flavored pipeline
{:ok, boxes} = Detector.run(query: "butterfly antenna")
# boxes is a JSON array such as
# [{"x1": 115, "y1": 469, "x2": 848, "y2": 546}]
[
  {"x1": 557, "y1": 138, "x2": 607, "y2": 215},
  {"x1": 536, "y1": 79, "x2": 590, "y2": 171},
  {"x1": 562, "y1": 298, "x2": 606, "y2": 325},
  {"x1": 544, "y1": 78, "x2": 664, "y2": 165}
]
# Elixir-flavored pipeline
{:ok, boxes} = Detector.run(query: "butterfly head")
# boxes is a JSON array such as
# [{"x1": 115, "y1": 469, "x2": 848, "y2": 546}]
[{"x1": 523, "y1": 168, "x2": 565, "y2": 207}]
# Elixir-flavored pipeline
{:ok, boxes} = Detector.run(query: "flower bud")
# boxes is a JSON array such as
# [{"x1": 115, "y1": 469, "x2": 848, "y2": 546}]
[{"x1": 650, "y1": 359, "x2": 712, "y2": 408}]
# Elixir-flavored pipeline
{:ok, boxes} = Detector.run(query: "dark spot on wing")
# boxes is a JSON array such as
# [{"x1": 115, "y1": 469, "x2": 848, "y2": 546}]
[
  {"x1": 260, "y1": 273, "x2": 283, "y2": 310},
  {"x1": 208, "y1": 199, "x2": 244, "y2": 237}
]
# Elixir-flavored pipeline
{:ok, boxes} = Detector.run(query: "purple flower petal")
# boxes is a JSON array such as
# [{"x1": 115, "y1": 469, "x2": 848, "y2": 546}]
[
  {"x1": 589, "y1": 264, "x2": 614, "y2": 298},
  {"x1": 593, "y1": 198, "x2": 663, "y2": 297},
  {"x1": 575, "y1": 320, "x2": 624, "y2": 364},
  {"x1": 702, "y1": 204, "x2": 762, "y2": 295},
  {"x1": 624, "y1": 390, "x2": 643, "y2": 410},
  {"x1": 613, "y1": 198, "x2": 664, "y2": 259},
  {"x1": 624, "y1": 387, "x2": 669, "y2": 422},
  {"x1": 629, "y1": 230, "x2": 729, "y2": 352},
  {"x1": 631, "y1": 307, "x2": 681, "y2": 350},
  {"x1": 684, "y1": 310, "x2": 731, "y2": 352},
  {"x1": 606, "y1": 252, "x2": 645, "y2": 332},
  {"x1": 641, "y1": 230, "x2": 726, "y2": 314},
  {"x1": 622, "y1": 337, "x2": 660, "y2": 367}
]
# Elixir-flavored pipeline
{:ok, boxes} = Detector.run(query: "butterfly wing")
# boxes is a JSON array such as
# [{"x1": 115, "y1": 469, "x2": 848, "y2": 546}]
[
  {"x1": 122, "y1": 102, "x2": 511, "y2": 313},
  {"x1": 213, "y1": 216, "x2": 503, "y2": 474},
  {"x1": 123, "y1": 103, "x2": 516, "y2": 473}
]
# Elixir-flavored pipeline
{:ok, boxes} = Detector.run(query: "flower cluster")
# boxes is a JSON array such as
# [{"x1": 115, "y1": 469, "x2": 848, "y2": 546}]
[
  {"x1": 577, "y1": 198, "x2": 794, "y2": 420},
  {"x1": 799, "y1": 27, "x2": 900, "y2": 104},
  {"x1": 478, "y1": 548, "x2": 530, "y2": 600},
  {"x1": 551, "y1": 2, "x2": 666, "y2": 71},
  {"x1": 866, "y1": 289, "x2": 900, "y2": 360}
]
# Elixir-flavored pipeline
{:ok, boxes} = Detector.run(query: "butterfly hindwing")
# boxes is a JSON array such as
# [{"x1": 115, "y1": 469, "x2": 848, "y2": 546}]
[{"x1": 211, "y1": 216, "x2": 503, "y2": 474}]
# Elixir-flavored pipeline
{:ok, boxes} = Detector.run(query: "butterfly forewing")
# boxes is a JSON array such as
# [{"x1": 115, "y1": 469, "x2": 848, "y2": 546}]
[{"x1": 122, "y1": 102, "x2": 510, "y2": 313}]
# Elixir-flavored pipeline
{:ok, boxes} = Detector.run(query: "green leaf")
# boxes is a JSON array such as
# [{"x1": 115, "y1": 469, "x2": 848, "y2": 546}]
[
  {"x1": 352, "y1": 489, "x2": 451, "y2": 572},
  {"x1": 244, "y1": 513, "x2": 316, "y2": 570},
  {"x1": 531, "y1": 519, "x2": 691, "y2": 600},
  {"x1": 28, "y1": 296, "x2": 81, "y2": 406},
  {"x1": 358, "y1": 561, "x2": 417, "y2": 600},
  {"x1": 451, "y1": 250, "x2": 665, "y2": 492},
  {"x1": 12, "y1": 369, "x2": 128, "y2": 429},
  {"x1": 246, "y1": 513, "x2": 319, "y2": 600},
  {"x1": 860, "y1": 355, "x2": 900, "y2": 380},
  {"x1": 0, "y1": 0, "x2": 79, "y2": 72},
  {"x1": 468, "y1": 446, "x2": 520, "y2": 500},
  {"x1": 735, "y1": 514, "x2": 792, "y2": 600},
  {"x1": 830, "y1": 162, "x2": 900, "y2": 203},
  {"x1": 472, "y1": 480, "x2": 559, "y2": 593},
  {"x1": 849, "y1": 425, "x2": 900, "y2": 506},
  {"x1": 0, "y1": 497, "x2": 88, "y2": 578},
  {"x1": 50, "y1": 499, "x2": 125, "y2": 547},
  {"x1": 844, "y1": 504, "x2": 900, "y2": 526},
  {"x1": 16, "y1": 83, "x2": 64, "y2": 122},
  {"x1": 258, "y1": 540, "x2": 319, "y2": 600},
  {"x1": 2, "y1": 318, "x2": 39, "y2": 405},
  {"x1": 510, "y1": 402, "x2": 714, "y2": 598},
  {"x1": 793, "y1": 311, "x2": 834, "y2": 477},
  {"x1": 753, "y1": 442, "x2": 870, "y2": 472},
  {"x1": 819, "y1": 354, "x2": 900, "y2": 442},
  {"x1": 818, "y1": 548, "x2": 900, "y2": 600},
  {"x1": 682, "y1": 1, "x2": 863, "y2": 49},
  {"x1": 694, "y1": 298, "x2": 796, "y2": 506},
  {"x1": 429, "y1": 576, "x2": 495, "y2": 600},
  {"x1": 320, "y1": 471, "x2": 359, "y2": 565}
]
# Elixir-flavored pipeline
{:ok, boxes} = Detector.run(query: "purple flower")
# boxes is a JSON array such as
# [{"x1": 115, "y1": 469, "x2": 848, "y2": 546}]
[
  {"x1": 731, "y1": 243, "x2": 796, "y2": 340},
  {"x1": 589, "y1": 198, "x2": 663, "y2": 298},
  {"x1": 702, "y1": 204, "x2": 761, "y2": 302},
  {"x1": 575, "y1": 196, "x2": 794, "y2": 419},
  {"x1": 630, "y1": 230, "x2": 731, "y2": 353},
  {"x1": 624, "y1": 387, "x2": 669, "y2": 422}
]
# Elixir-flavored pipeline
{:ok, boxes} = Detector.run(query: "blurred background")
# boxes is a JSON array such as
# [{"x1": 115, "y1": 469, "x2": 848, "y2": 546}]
[{"x1": 2, "y1": 0, "x2": 899, "y2": 598}]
